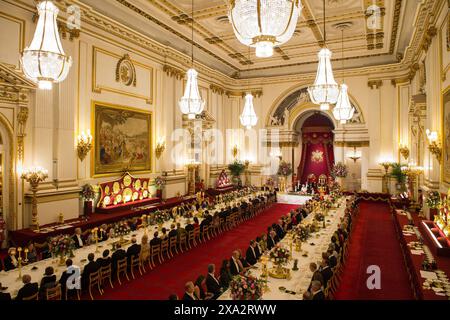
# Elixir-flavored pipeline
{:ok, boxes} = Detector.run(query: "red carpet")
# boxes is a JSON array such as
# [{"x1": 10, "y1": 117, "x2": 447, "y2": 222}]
[
  {"x1": 98, "y1": 203, "x2": 297, "y2": 300},
  {"x1": 335, "y1": 201, "x2": 414, "y2": 300}
]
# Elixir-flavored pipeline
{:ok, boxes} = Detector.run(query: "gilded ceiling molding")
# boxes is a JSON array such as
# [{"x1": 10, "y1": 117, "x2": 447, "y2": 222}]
[
  {"x1": 163, "y1": 65, "x2": 185, "y2": 80},
  {"x1": 391, "y1": 77, "x2": 411, "y2": 86},
  {"x1": 16, "y1": 105, "x2": 29, "y2": 162},
  {"x1": 209, "y1": 84, "x2": 226, "y2": 95},
  {"x1": 367, "y1": 80, "x2": 383, "y2": 89},
  {"x1": 422, "y1": 27, "x2": 438, "y2": 52},
  {"x1": 58, "y1": 22, "x2": 80, "y2": 41},
  {"x1": 224, "y1": 89, "x2": 263, "y2": 98}
]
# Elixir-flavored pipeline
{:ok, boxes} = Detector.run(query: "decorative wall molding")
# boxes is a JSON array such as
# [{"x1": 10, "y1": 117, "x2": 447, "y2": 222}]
[
  {"x1": 163, "y1": 64, "x2": 185, "y2": 80},
  {"x1": 367, "y1": 80, "x2": 383, "y2": 89}
]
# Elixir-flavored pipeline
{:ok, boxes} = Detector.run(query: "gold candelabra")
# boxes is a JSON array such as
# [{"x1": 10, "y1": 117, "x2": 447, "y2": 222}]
[
  {"x1": 21, "y1": 167, "x2": 48, "y2": 230},
  {"x1": 426, "y1": 130, "x2": 442, "y2": 163},
  {"x1": 379, "y1": 162, "x2": 392, "y2": 175},
  {"x1": 399, "y1": 144, "x2": 410, "y2": 160},
  {"x1": 92, "y1": 228, "x2": 100, "y2": 253},
  {"x1": 155, "y1": 138, "x2": 166, "y2": 159},
  {"x1": 231, "y1": 145, "x2": 239, "y2": 159},
  {"x1": 76, "y1": 131, "x2": 93, "y2": 161}
]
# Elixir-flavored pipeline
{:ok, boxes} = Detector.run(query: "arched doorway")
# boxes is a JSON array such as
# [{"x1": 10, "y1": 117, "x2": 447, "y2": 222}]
[{"x1": 295, "y1": 112, "x2": 335, "y2": 184}]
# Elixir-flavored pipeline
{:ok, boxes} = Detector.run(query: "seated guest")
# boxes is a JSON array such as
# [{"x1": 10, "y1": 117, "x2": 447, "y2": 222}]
[
  {"x1": 308, "y1": 263, "x2": 324, "y2": 292},
  {"x1": 40, "y1": 266, "x2": 57, "y2": 298},
  {"x1": 311, "y1": 280, "x2": 325, "y2": 300},
  {"x1": 96, "y1": 249, "x2": 111, "y2": 268},
  {"x1": 26, "y1": 242, "x2": 38, "y2": 264},
  {"x1": 82, "y1": 253, "x2": 99, "y2": 288},
  {"x1": 206, "y1": 264, "x2": 222, "y2": 299},
  {"x1": 98, "y1": 225, "x2": 108, "y2": 242},
  {"x1": 126, "y1": 236, "x2": 141, "y2": 265},
  {"x1": 111, "y1": 244, "x2": 126, "y2": 277},
  {"x1": 160, "y1": 228, "x2": 168, "y2": 240},
  {"x1": 320, "y1": 257, "x2": 333, "y2": 288},
  {"x1": 168, "y1": 224, "x2": 178, "y2": 239},
  {"x1": 0, "y1": 283, "x2": 11, "y2": 300},
  {"x1": 193, "y1": 217, "x2": 200, "y2": 229},
  {"x1": 59, "y1": 259, "x2": 80, "y2": 300},
  {"x1": 274, "y1": 219, "x2": 286, "y2": 239},
  {"x1": 267, "y1": 230, "x2": 278, "y2": 250},
  {"x1": 72, "y1": 228, "x2": 84, "y2": 249},
  {"x1": 327, "y1": 248, "x2": 338, "y2": 268},
  {"x1": 237, "y1": 249, "x2": 250, "y2": 269},
  {"x1": 195, "y1": 275, "x2": 213, "y2": 300},
  {"x1": 15, "y1": 275, "x2": 38, "y2": 300},
  {"x1": 219, "y1": 259, "x2": 232, "y2": 289},
  {"x1": 259, "y1": 234, "x2": 268, "y2": 253},
  {"x1": 150, "y1": 231, "x2": 162, "y2": 247},
  {"x1": 4, "y1": 248, "x2": 18, "y2": 271},
  {"x1": 331, "y1": 236, "x2": 341, "y2": 253},
  {"x1": 176, "y1": 222, "x2": 186, "y2": 242},
  {"x1": 246, "y1": 240, "x2": 258, "y2": 265},
  {"x1": 229, "y1": 250, "x2": 242, "y2": 275},
  {"x1": 254, "y1": 237, "x2": 262, "y2": 259},
  {"x1": 183, "y1": 281, "x2": 199, "y2": 300},
  {"x1": 139, "y1": 234, "x2": 150, "y2": 264}
]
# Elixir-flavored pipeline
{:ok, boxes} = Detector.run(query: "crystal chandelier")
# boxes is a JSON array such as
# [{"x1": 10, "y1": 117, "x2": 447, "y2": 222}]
[
  {"x1": 332, "y1": 27, "x2": 354, "y2": 124},
  {"x1": 240, "y1": 93, "x2": 258, "y2": 129},
  {"x1": 308, "y1": 0, "x2": 339, "y2": 111},
  {"x1": 228, "y1": 0, "x2": 303, "y2": 58},
  {"x1": 21, "y1": 1, "x2": 72, "y2": 90},
  {"x1": 179, "y1": 0, "x2": 205, "y2": 119}
]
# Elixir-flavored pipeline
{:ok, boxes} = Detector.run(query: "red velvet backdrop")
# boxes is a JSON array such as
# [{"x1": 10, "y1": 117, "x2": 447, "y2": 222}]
[{"x1": 298, "y1": 128, "x2": 335, "y2": 184}]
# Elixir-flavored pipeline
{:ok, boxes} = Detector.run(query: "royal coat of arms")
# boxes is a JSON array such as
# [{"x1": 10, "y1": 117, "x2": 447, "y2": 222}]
[{"x1": 311, "y1": 150, "x2": 324, "y2": 163}]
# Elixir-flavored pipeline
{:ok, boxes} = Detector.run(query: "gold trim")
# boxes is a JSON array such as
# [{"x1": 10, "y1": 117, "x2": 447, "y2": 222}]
[
  {"x1": 92, "y1": 46, "x2": 154, "y2": 104},
  {"x1": 90, "y1": 100, "x2": 153, "y2": 178},
  {"x1": 441, "y1": 85, "x2": 450, "y2": 185},
  {"x1": 439, "y1": 13, "x2": 450, "y2": 81},
  {"x1": 0, "y1": 12, "x2": 25, "y2": 69}
]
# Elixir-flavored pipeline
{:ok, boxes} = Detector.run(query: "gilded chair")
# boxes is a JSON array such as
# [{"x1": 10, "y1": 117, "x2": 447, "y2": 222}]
[
  {"x1": 160, "y1": 238, "x2": 170, "y2": 260},
  {"x1": 116, "y1": 257, "x2": 129, "y2": 285},
  {"x1": 88, "y1": 270, "x2": 103, "y2": 300},
  {"x1": 150, "y1": 244, "x2": 162, "y2": 267},
  {"x1": 130, "y1": 255, "x2": 143, "y2": 279},
  {"x1": 169, "y1": 235, "x2": 178, "y2": 256},
  {"x1": 46, "y1": 284, "x2": 62, "y2": 301},
  {"x1": 22, "y1": 292, "x2": 39, "y2": 301}
]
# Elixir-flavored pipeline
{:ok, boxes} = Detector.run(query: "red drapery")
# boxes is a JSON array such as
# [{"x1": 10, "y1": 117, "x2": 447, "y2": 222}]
[{"x1": 297, "y1": 129, "x2": 335, "y2": 184}]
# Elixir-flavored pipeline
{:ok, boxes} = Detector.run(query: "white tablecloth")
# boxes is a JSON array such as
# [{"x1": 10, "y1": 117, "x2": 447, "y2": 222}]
[
  {"x1": 218, "y1": 197, "x2": 347, "y2": 300},
  {"x1": 0, "y1": 191, "x2": 270, "y2": 298},
  {"x1": 277, "y1": 193, "x2": 313, "y2": 205}
]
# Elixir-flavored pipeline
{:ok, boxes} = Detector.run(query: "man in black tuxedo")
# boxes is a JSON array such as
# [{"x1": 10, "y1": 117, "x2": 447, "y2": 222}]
[
  {"x1": 254, "y1": 238, "x2": 262, "y2": 259},
  {"x1": 183, "y1": 281, "x2": 198, "y2": 300},
  {"x1": 82, "y1": 253, "x2": 99, "y2": 288},
  {"x1": 267, "y1": 230, "x2": 278, "y2": 250},
  {"x1": 96, "y1": 249, "x2": 111, "y2": 268},
  {"x1": 320, "y1": 258, "x2": 333, "y2": 288},
  {"x1": 59, "y1": 259, "x2": 80, "y2": 300},
  {"x1": 274, "y1": 220, "x2": 285, "y2": 239},
  {"x1": 149, "y1": 231, "x2": 162, "y2": 247},
  {"x1": 0, "y1": 283, "x2": 11, "y2": 300},
  {"x1": 245, "y1": 240, "x2": 258, "y2": 265},
  {"x1": 205, "y1": 264, "x2": 222, "y2": 299},
  {"x1": 72, "y1": 228, "x2": 84, "y2": 249},
  {"x1": 229, "y1": 250, "x2": 242, "y2": 276},
  {"x1": 15, "y1": 275, "x2": 38, "y2": 300},
  {"x1": 311, "y1": 280, "x2": 325, "y2": 300},
  {"x1": 126, "y1": 236, "x2": 141, "y2": 268},
  {"x1": 111, "y1": 244, "x2": 126, "y2": 278},
  {"x1": 168, "y1": 224, "x2": 178, "y2": 239}
]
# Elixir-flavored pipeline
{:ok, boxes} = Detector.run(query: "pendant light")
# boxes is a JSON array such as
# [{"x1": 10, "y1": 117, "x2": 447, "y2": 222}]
[
  {"x1": 308, "y1": 0, "x2": 339, "y2": 111},
  {"x1": 178, "y1": 0, "x2": 205, "y2": 119},
  {"x1": 21, "y1": 1, "x2": 72, "y2": 90},
  {"x1": 228, "y1": 0, "x2": 303, "y2": 58},
  {"x1": 240, "y1": 49, "x2": 258, "y2": 129},
  {"x1": 333, "y1": 26, "x2": 355, "y2": 124}
]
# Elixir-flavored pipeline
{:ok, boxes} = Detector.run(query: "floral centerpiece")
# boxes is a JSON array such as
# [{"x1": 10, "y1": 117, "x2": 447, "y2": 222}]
[
  {"x1": 277, "y1": 161, "x2": 292, "y2": 177},
  {"x1": 81, "y1": 184, "x2": 95, "y2": 217},
  {"x1": 230, "y1": 275, "x2": 263, "y2": 300},
  {"x1": 114, "y1": 222, "x2": 131, "y2": 237},
  {"x1": 426, "y1": 191, "x2": 441, "y2": 209},
  {"x1": 331, "y1": 162, "x2": 348, "y2": 178},
  {"x1": 296, "y1": 225, "x2": 310, "y2": 242},
  {"x1": 154, "y1": 176, "x2": 165, "y2": 190},
  {"x1": 270, "y1": 245, "x2": 290, "y2": 266},
  {"x1": 154, "y1": 210, "x2": 167, "y2": 225},
  {"x1": 49, "y1": 235, "x2": 76, "y2": 264},
  {"x1": 314, "y1": 212, "x2": 325, "y2": 222}
]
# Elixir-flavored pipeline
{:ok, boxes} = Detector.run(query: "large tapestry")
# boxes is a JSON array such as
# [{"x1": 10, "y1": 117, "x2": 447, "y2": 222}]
[
  {"x1": 92, "y1": 102, "x2": 152, "y2": 176},
  {"x1": 444, "y1": 88, "x2": 450, "y2": 184}
]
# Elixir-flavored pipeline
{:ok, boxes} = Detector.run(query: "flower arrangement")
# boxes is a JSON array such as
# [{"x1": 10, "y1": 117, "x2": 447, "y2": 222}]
[
  {"x1": 314, "y1": 212, "x2": 325, "y2": 222},
  {"x1": 154, "y1": 210, "x2": 167, "y2": 225},
  {"x1": 269, "y1": 245, "x2": 291, "y2": 266},
  {"x1": 81, "y1": 184, "x2": 95, "y2": 201},
  {"x1": 114, "y1": 222, "x2": 131, "y2": 237},
  {"x1": 296, "y1": 225, "x2": 310, "y2": 242},
  {"x1": 331, "y1": 162, "x2": 348, "y2": 178},
  {"x1": 277, "y1": 161, "x2": 292, "y2": 177},
  {"x1": 49, "y1": 235, "x2": 76, "y2": 257},
  {"x1": 426, "y1": 191, "x2": 441, "y2": 209},
  {"x1": 154, "y1": 176, "x2": 165, "y2": 190},
  {"x1": 230, "y1": 275, "x2": 263, "y2": 300}
]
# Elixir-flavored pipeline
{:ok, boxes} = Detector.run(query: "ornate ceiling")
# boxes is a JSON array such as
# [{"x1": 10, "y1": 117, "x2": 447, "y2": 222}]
[{"x1": 80, "y1": 0, "x2": 418, "y2": 78}]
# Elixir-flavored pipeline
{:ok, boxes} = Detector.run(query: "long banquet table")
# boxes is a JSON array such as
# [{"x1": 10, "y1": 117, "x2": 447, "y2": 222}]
[
  {"x1": 1, "y1": 191, "x2": 271, "y2": 299},
  {"x1": 218, "y1": 197, "x2": 347, "y2": 300}
]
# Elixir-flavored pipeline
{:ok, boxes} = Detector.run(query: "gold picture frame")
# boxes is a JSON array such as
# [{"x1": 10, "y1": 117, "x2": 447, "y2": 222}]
[{"x1": 91, "y1": 101, "x2": 152, "y2": 177}]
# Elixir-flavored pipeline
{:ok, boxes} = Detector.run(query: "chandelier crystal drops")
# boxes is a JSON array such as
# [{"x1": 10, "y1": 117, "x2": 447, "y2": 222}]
[
  {"x1": 179, "y1": 69, "x2": 205, "y2": 120},
  {"x1": 228, "y1": 0, "x2": 303, "y2": 58},
  {"x1": 308, "y1": 0, "x2": 339, "y2": 110},
  {"x1": 21, "y1": 1, "x2": 72, "y2": 90},
  {"x1": 240, "y1": 93, "x2": 258, "y2": 129}
]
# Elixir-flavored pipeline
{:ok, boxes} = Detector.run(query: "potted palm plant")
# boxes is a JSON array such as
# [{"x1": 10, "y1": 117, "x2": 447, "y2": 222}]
[
  {"x1": 390, "y1": 162, "x2": 407, "y2": 192},
  {"x1": 228, "y1": 160, "x2": 246, "y2": 186}
]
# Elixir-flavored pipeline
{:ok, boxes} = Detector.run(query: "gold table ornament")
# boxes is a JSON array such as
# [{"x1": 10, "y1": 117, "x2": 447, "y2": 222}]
[{"x1": 21, "y1": 167, "x2": 48, "y2": 230}]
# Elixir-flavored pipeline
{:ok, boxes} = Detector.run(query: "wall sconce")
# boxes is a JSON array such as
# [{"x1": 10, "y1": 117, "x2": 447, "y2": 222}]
[
  {"x1": 21, "y1": 166, "x2": 48, "y2": 230},
  {"x1": 426, "y1": 129, "x2": 442, "y2": 163},
  {"x1": 155, "y1": 138, "x2": 166, "y2": 159},
  {"x1": 232, "y1": 145, "x2": 239, "y2": 159},
  {"x1": 347, "y1": 146, "x2": 361, "y2": 163},
  {"x1": 379, "y1": 161, "x2": 392, "y2": 175},
  {"x1": 398, "y1": 144, "x2": 410, "y2": 160},
  {"x1": 76, "y1": 131, "x2": 93, "y2": 161}
]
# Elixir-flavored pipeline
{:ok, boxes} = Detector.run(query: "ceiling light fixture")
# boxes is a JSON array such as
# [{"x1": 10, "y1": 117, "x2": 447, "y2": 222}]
[
  {"x1": 240, "y1": 49, "x2": 258, "y2": 130},
  {"x1": 21, "y1": 1, "x2": 72, "y2": 90},
  {"x1": 308, "y1": 0, "x2": 339, "y2": 111},
  {"x1": 179, "y1": 0, "x2": 205, "y2": 120},
  {"x1": 228, "y1": 0, "x2": 303, "y2": 58}
]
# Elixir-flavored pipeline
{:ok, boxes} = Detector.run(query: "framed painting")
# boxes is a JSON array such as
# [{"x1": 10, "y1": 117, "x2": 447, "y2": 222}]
[
  {"x1": 443, "y1": 87, "x2": 450, "y2": 184},
  {"x1": 92, "y1": 101, "x2": 152, "y2": 177}
]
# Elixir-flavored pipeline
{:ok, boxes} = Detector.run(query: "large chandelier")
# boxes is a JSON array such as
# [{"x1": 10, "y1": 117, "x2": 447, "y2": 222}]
[
  {"x1": 228, "y1": 0, "x2": 303, "y2": 58},
  {"x1": 21, "y1": 1, "x2": 72, "y2": 90},
  {"x1": 333, "y1": 27, "x2": 354, "y2": 124},
  {"x1": 240, "y1": 93, "x2": 258, "y2": 129},
  {"x1": 308, "y1": 0, "x2": 339, "y2": 111},
  {"x1": 179, "y1": 0, "x2": 205, "y2": 119}
]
